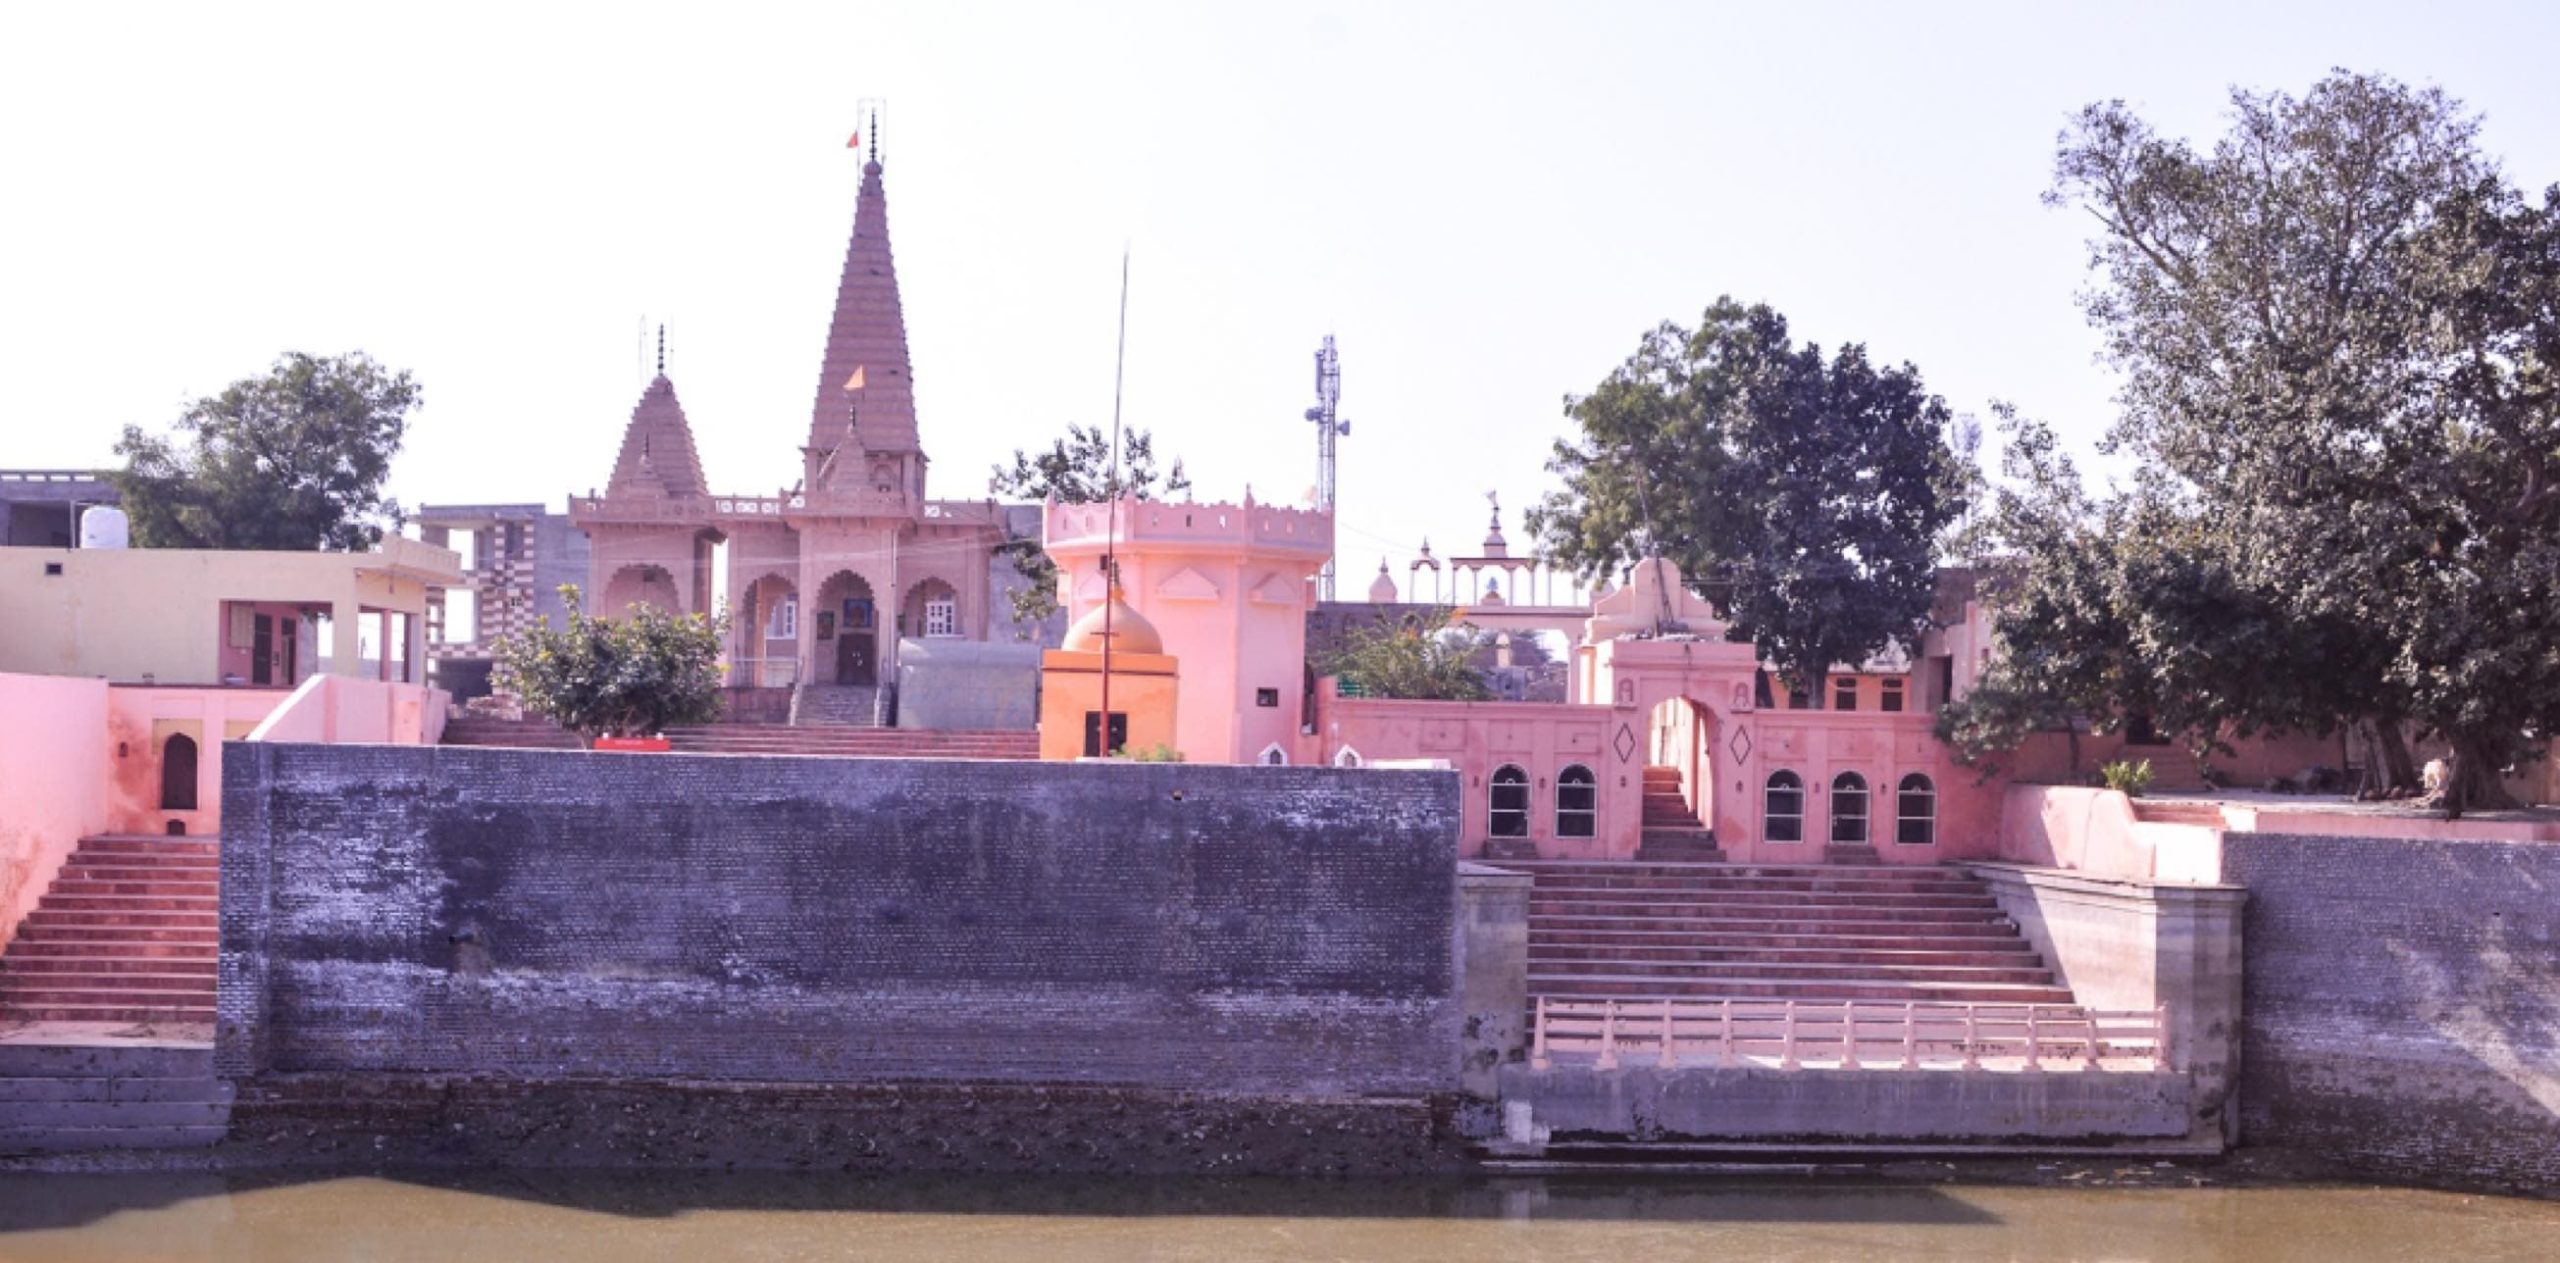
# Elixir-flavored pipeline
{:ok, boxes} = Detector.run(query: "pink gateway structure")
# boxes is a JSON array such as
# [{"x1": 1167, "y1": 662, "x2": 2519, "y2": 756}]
[{"x1": 1042, "y1": 497, "x2": 1993, "y2": 864}]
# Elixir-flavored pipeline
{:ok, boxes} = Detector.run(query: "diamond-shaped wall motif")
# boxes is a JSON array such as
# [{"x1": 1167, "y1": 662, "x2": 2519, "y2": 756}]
[
  {"x1": 1612, "y1": 723, "x2": 1638, "y2": 764},
  {"x1": 1729, "y1": 725, "x2": 1753, "y2": 763}
]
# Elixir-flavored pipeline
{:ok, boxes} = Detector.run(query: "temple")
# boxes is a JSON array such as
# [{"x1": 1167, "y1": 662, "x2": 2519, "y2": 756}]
[{"x1": 568, "y1": 148, "x2": 1010, "y2": 725}]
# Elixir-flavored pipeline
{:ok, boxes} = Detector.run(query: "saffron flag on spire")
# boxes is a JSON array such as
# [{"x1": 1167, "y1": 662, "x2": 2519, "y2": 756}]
[
  {"x1": 847, "y1": 130, "x2": 861, "y2": 150},
  {"x1": 844, "y1": 366, "x2": 866, "y2": 392}
]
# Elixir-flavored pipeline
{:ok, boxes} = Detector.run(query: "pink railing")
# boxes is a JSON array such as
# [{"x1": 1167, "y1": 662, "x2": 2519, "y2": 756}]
[{"x1": 1529, "y1": 997, "x2": 2168, "y2": 1073}]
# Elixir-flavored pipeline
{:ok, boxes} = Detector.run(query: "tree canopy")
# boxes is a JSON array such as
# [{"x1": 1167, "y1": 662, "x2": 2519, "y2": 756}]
[
  {"x1": 1323, "y1": 609, "x2": 1493, "y2": 702},
  {"x1": 2018, "y1": 70, "x2": 2560, "y2": 812},
  {"x1": 1529, "y1": 298, "x2": 1966, "y2": 704},
  {"x1": 988, "y1": 424, "x2": 1190, "y2": 626},
  {"x1": 112, "y1": 351, "x2": 420, "y2": 550},
  {"x1": 494, "y1": 585, "x2": 726, "y2": 744}
]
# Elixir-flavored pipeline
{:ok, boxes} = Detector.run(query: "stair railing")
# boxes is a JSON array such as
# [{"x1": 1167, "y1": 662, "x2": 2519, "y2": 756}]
[{"x1": 1526, "y1": 999, "x2": 2170, "y2": 1074}]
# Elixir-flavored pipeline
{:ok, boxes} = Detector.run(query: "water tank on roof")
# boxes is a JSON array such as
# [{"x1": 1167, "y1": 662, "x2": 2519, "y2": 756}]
[{"x1": 80, "y1": 506, "x2": 129, "y2": 549}]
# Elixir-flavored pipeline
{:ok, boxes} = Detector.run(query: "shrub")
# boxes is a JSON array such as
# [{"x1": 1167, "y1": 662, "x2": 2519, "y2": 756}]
[
  {"x1": 494, "y1": 585, "x2": 726, "y2": 744},
  {"x1": 1122, "y1": 742, "x2": 1186, "y2": 763},
  {"x1": 2099, "y1": 758, "x2": 2155, "y2": 798}
]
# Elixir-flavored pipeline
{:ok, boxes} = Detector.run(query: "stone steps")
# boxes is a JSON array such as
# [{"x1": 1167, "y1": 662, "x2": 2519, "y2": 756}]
[
  {"x1": 0, "y1": 835, "x2": 218, "y2": 1024},
  {"x1": 0, "y1": 1046, "x2": 228, "y2": 1157},
  {"x1": 1522, "y1": 860, "x2": 2075, "y2": 1011}
]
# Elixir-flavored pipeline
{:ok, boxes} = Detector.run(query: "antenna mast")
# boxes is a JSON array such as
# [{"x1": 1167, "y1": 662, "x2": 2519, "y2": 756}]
[{"x1": 1304, "y1": 333, "x2": 1348, "y2": 599}]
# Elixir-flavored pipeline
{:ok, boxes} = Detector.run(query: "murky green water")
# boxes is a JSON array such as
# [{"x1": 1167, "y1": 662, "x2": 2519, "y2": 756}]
[{"x1": 0, "y1": 1168, "x2": 2553, "y2": 1261}]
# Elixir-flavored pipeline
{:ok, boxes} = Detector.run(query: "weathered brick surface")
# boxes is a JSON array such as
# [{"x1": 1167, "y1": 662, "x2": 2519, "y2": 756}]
[
  {"x1": 2224, "y1": 833, "x2": 2560, "y2": 1192},
  {"x1": 220, "y1": 746, "x2": 1460, "y2": 1097}
]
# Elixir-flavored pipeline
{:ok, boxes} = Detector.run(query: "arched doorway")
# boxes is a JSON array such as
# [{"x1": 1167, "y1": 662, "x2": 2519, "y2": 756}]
[
  {"x1": 1644, "y1": 696, "x2": 1714, "y2": 832},
  {"x1": 816, "y1": 571, "x2": 879, "y2": 686},
  {"x1": 160, "y1": 733, "x2": 198, "y2": 811},
  {"x1": 599, "y1": 564, "x2": 680, "y2": 617},
  {"x1": 901, "y1": 576, "x2": 960, "y2": 641},
  {"x1": 739, "y1": 573, "x2": 799, "y2": 687}
]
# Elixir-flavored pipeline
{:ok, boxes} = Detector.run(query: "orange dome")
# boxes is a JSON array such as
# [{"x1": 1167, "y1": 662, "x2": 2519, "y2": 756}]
[{"x1": 1062, "y1": 590, "x2": 1164, "y2": 655}]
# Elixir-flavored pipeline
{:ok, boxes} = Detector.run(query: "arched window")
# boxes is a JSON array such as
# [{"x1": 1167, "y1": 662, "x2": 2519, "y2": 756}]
[
  {"x1": 160, "y1": 734, "x2": 199, "y2": 811},
  {"x1": 1764, "y1": 770, "x2": 1804, "y2": 843},
  {"x1": 1896, "y1": 773, "x2": 1937, "y2": 846},
  {"x1": 1333, "y1": 746, "x2": 1364, "y2": 769},
  {"x1": 1830, "y1": 771, "x2": 1869, "y2": 844},
  {"x1": 1555, "y1": 764, "x2": 1597, "y2": 838},
  {"x1": 1489, "y1": 765, "x2": 1530, "y2": 837},
  {"x1": 1259, "y1": 743, "x2": 1289, "y2": 766}
]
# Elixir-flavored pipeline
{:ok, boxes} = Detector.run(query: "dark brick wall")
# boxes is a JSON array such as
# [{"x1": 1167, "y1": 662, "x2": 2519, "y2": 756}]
[
  {"x1": 2224, "y1": 833, "x2": 2560, "y2": 1191},
  {"x1": 219, "y1": 745, "x2": 1461, "y2": 1097}
]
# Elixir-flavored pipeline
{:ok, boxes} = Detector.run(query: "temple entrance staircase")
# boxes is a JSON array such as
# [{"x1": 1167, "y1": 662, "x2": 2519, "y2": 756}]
[
  {"x1": 789, "y1": 684, "x2": 880, "y2": 728},
  {"x1": 1511, "y1": 860, "x2": 2074, "y2": 1009},
  {"x1": 1635, "y1": 766, "x2": 1724, "y2": 862},
  {"x1": 0, "y1": 835, "x2": 218, "y2": 1024}
]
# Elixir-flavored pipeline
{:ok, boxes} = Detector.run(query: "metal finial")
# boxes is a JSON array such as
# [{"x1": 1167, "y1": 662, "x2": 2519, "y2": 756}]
[
  {"x1": 869, "y1": 108, "x2": 879, "y2": 164},
  {"x1": 655, "y1": 324, "x2": 665, "y2": 376}
]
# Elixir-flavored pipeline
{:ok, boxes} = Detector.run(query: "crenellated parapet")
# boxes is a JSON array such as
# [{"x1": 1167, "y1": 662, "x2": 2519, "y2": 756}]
[{"x1": 1043, "y1": 493, "x2": 1333, "y2": 560}]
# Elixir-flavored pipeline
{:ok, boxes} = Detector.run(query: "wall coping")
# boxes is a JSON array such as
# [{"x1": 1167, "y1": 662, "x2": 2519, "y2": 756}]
[
  {"x1": 1457, "y1": 862, "x2": 1533, "y2": 888},
  {"x1": 1964, "y1": 861, "x2": 2246, "y2": 903}
]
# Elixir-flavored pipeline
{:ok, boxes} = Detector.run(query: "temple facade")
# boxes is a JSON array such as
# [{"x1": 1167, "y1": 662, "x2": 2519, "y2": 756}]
[{"x1": 569, "y1": 151, "x2": 1008, "y2": 720}]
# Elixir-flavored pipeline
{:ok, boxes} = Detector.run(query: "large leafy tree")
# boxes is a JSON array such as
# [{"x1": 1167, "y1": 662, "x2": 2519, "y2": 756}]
[
  {"x1": 2046, "y1": 71, "x2": 2560, "y2": 812},
  {"x1": 988, "y1": 424, "x2": 1189, "y2": 625},
  {"x1": 113, "y1": 351, "x2": 420, "y2": 550},
  {"x1": 1530, "y1": 298, "x2": 1966, "y2": 705},
  {"x1": 1324, "y1": 609, "x2": 1493, "y2": 702}
]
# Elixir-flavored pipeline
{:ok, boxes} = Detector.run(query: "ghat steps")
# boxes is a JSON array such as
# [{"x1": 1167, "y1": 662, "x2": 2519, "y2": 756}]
[
  {"x1": 1636, "y1": 765, "x2": 1724, "y2": 863},
  {"x1": 0, "y1": 836, "x2": 218, "y2": 1025},
  {"x1": 1508, "y1": 860, "x2": 2077, "y2": 1007},
  {"x1": 788, "y1": 684, "x2": 880, "y2": 727},
  {"x1": 0, "y1": 1042, "x2": 229, "y2": 1156}
]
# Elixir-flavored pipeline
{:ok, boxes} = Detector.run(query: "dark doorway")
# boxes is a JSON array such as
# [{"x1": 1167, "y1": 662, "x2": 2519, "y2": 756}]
[
  {"x1": 1082, "y1": 711, "x2": 1128, "y2": 758},
  {"x1": 280, "y1": 617, "x2": 299, "y2": 684},
  {"x1": 836, "y1": 632, "x2": 876, "y2": 686},
  {"x1": 161, "y1": 734, "x2": 199, "y2": 811},
  {"x1": 251, "y1": 613, "x2": 274, "y2": 686}
]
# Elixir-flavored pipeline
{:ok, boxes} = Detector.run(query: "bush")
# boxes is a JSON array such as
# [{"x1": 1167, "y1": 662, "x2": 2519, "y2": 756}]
[
  {"x1": 1122, "y1": 742, "x2": 1186, "y2": 763},
  {"x1": 494, "y1": 585, "x2": 726, "y2": 744},
  {"x1": 2099, "y1": 758, "x2": 2155, "y2": 798}
]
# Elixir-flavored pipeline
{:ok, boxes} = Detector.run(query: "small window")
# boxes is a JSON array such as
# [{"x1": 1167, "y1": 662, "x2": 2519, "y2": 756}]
[
  {"x1": 1082, "y1": 711, "x2": 1127, "y2": 757},
  {"x1": 1896, "y1": 773, "x2": 1937, "y2": 846},
  {"x1": 1880, "y1": 677, "x2": 1905, "y2": 713},
  {"x1": 1556, "y1": 764, "x2": 1598, "y2": 838},
  {"x1": 44, "y1": 561, "x2": 64, "y2": 576},
  {"x1": 1489, "y1": 765, "x2": 1530, "y2": 837},
  {"x1": 1831, "y1": 771, "x2": 1869, "y2": 844},
  {"x1": 1832, "y1": 677, "x2": 1858, "y2": 710},
  {"x1": 1786, "y1": 680, "x2": 1810, "y2": 710},
  {"x1": 160, "y1": 734, "x2": 199, "y2": 811},
  {"x1": 1334, "y1": 747, "x2": 1364, "y2": 769},
  {"x1": 924, "y1": 599, "x2": 958, "y2": 638},
  {"x1": 1255, "y1": 688, "x2": 1280, "y2": 708},
  {"x1": 2124, "y1": 712, "x2": 2172, "y2": 747},
  {"x1": 1764, "y1": 771, "x2": 1804, "y2": 843},
  {"x1": 1259, "y1": 742, "x2": 1288, "y2": 766},
  {"x1": 771, "y1": 596, "x2": 799, "y2": 640}
]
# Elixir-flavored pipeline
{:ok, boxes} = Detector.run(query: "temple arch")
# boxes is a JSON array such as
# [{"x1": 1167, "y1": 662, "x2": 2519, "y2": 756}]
[
  {"x1": 1830, "y1": 771, "x2": 1870, "y2": 844},
  {"x1": 598, "y1": 564, "x2": 680, "y2": 617},
  {"x1": 815, "y1": 570, "x2": 881, "y2": 685}
]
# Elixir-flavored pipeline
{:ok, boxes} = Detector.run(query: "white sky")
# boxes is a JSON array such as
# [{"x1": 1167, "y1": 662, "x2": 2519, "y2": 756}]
[{"x1": 6, "y1": 1, "x2": 2558, "y2": 593}]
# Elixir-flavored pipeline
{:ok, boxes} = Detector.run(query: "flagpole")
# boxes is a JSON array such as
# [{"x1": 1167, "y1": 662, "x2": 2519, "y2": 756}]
[{"x1": 1100, "y1": 247, "x2": 1129, "y2": 754}]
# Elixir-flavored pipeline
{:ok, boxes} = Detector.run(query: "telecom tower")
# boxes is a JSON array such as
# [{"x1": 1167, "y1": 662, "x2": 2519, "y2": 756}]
[{"x1": 1305, "y1": 334, "x2": 1348, "y2": 599}]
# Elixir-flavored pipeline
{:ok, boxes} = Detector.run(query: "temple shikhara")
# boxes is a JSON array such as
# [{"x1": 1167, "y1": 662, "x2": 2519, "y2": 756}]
[{"x1": 568, "y1": 144, "x2": 1009, "y2": 724}]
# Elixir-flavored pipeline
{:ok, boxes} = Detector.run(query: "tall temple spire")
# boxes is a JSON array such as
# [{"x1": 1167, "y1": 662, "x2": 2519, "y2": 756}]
[
  {"x1": 606, "y1": 370, "x2": 709, "y2": 502},
  {"x1": 809, "y1": 128, "x2": 920, "y2": 457}
]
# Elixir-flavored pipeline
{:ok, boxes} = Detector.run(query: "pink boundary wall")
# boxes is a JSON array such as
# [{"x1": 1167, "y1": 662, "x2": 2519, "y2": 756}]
[
  {"x1": 0, "y1": 675, "x2": 110, "y2": 951},
  {"x1": 1994, "y1": 784, "x2": 2560, "y2": 886},
  {"x1": 247, "y1": 673, "x2": 448, "y2": 749}
]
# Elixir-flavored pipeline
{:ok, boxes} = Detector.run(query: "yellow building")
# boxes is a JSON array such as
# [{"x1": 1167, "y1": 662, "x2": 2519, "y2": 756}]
[
  {"x1": 1038, "y1": 591, "x2": 1179, "y2": 760},
  {"x1": 0, "y1": 537, "x2": 462, "y2": 687}
]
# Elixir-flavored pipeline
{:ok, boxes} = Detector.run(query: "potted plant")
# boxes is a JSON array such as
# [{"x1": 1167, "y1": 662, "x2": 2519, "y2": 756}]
[{"x1": 493, "y1": 585, "x2": 725, "y2": 750}]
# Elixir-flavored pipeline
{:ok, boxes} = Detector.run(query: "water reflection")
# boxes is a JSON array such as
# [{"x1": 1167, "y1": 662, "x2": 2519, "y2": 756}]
[{"x1": 0, "y1": 1168, "x2": 2552, "y2": 1262}]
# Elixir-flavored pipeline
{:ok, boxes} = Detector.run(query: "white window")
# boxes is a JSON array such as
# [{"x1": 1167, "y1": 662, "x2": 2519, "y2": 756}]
[
  {"x1": 1259, "y1": 742, "x2": 1289, "y2": 766},
  {"x1": 1831, "y1": 771, "x2": 1869, "y2": 844},
  {"x1": 1556, "y1": 764, "x2": 1598, "y2": 838},
  {"x1": 771, "y1": 596, "x2": 798, "y2": 640},
  {"x1": 1333, "y1": 746, "x2": 1364, "y2": 768},
  {"x1": 924, "y1": 598, "x2": 958, "y2": 638},
  {"x1": 1489, "y1": 765, "x2": 1530, "y2": 837},
  {"x1": 1764, "y1": 771, "x2": 1805, "y2": 843},
  {"x1": 1896, "y1": 773, "x2": 1938, "y2": 846}
]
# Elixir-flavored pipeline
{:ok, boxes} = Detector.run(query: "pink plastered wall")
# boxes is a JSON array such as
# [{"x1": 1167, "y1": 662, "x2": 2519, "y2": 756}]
[
  {"x1": 248, "y1": 675, "x2": 448, "y2": 747},
  {"x1": 1714, "y1": 710, "x2": 2001, "y2": 866},
  {"x1": 1319, "y1": 686, "x2": 1647, "y2": 860},
  {"x1": 104, "y1": 685, "x2": 293, "y2": 837},
  {"x1": 0, "y1": 674, "x2": 111, "y2": 949}
]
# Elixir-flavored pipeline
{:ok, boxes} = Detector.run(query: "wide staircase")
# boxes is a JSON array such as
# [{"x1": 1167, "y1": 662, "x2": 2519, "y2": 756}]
[
  {"x1": 1635, "y1": 765, "x2": 1724, "y2": 862},
  {"x1": 790, "y1": 684, "x2": 880, "y2": 727},
  {"x1": 0, "y1": 836, "x2": 219, "y2": 1025},
  {"x1": 1511, "y1": 861, "x2": 2073, "y2": 1008}
]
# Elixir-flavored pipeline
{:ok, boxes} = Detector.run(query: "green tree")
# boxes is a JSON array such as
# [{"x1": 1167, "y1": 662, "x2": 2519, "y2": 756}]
[
  {"x1": 2048, "y1": 71, "x2": 2560, "y2": 813},
  {"x1": 494, "y1": 585, "x2": 727, "y2": 745},
  {"x1": 1324, "y1": 609, "x2": 1493, "y2": 701},
  {"x1": 112, "y1": 351, "x2": 421, "y2": 550},
  {"x1": 1530, "y1": 298, "x2": 1966, "y2": 705},
  {"x1": 988, "y1": 424, "x2": 1190, "y2": 627}
]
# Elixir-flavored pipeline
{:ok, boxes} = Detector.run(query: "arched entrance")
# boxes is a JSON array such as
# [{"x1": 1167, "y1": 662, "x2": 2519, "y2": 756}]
[
  {"x1": 160, "y1": 733, "x2": 198, "y2": 811},
  {"x1": 1638, "y1": 696, "x2": 1717, "y2": 859},
  {"x1": 816, "y1": 571, "x2": 879, "y2": 686},
  {"x1": 739, "y1": 573, "x2": 799, "y2": 687},
  {"x1": 901, "y1": 576, "x2": 960, "y2": 641},
  {"x1": 599, "y1": 564, "x2": 680, "y2": 617}
]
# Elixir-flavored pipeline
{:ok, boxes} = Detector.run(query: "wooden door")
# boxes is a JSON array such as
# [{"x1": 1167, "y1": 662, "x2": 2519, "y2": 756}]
[
  {"x1": 837, "y1": 632, "x2": 876, "y2": 686},
  {"x1": 251, "y1": 614, "x2": 274, "y2": 685}
]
